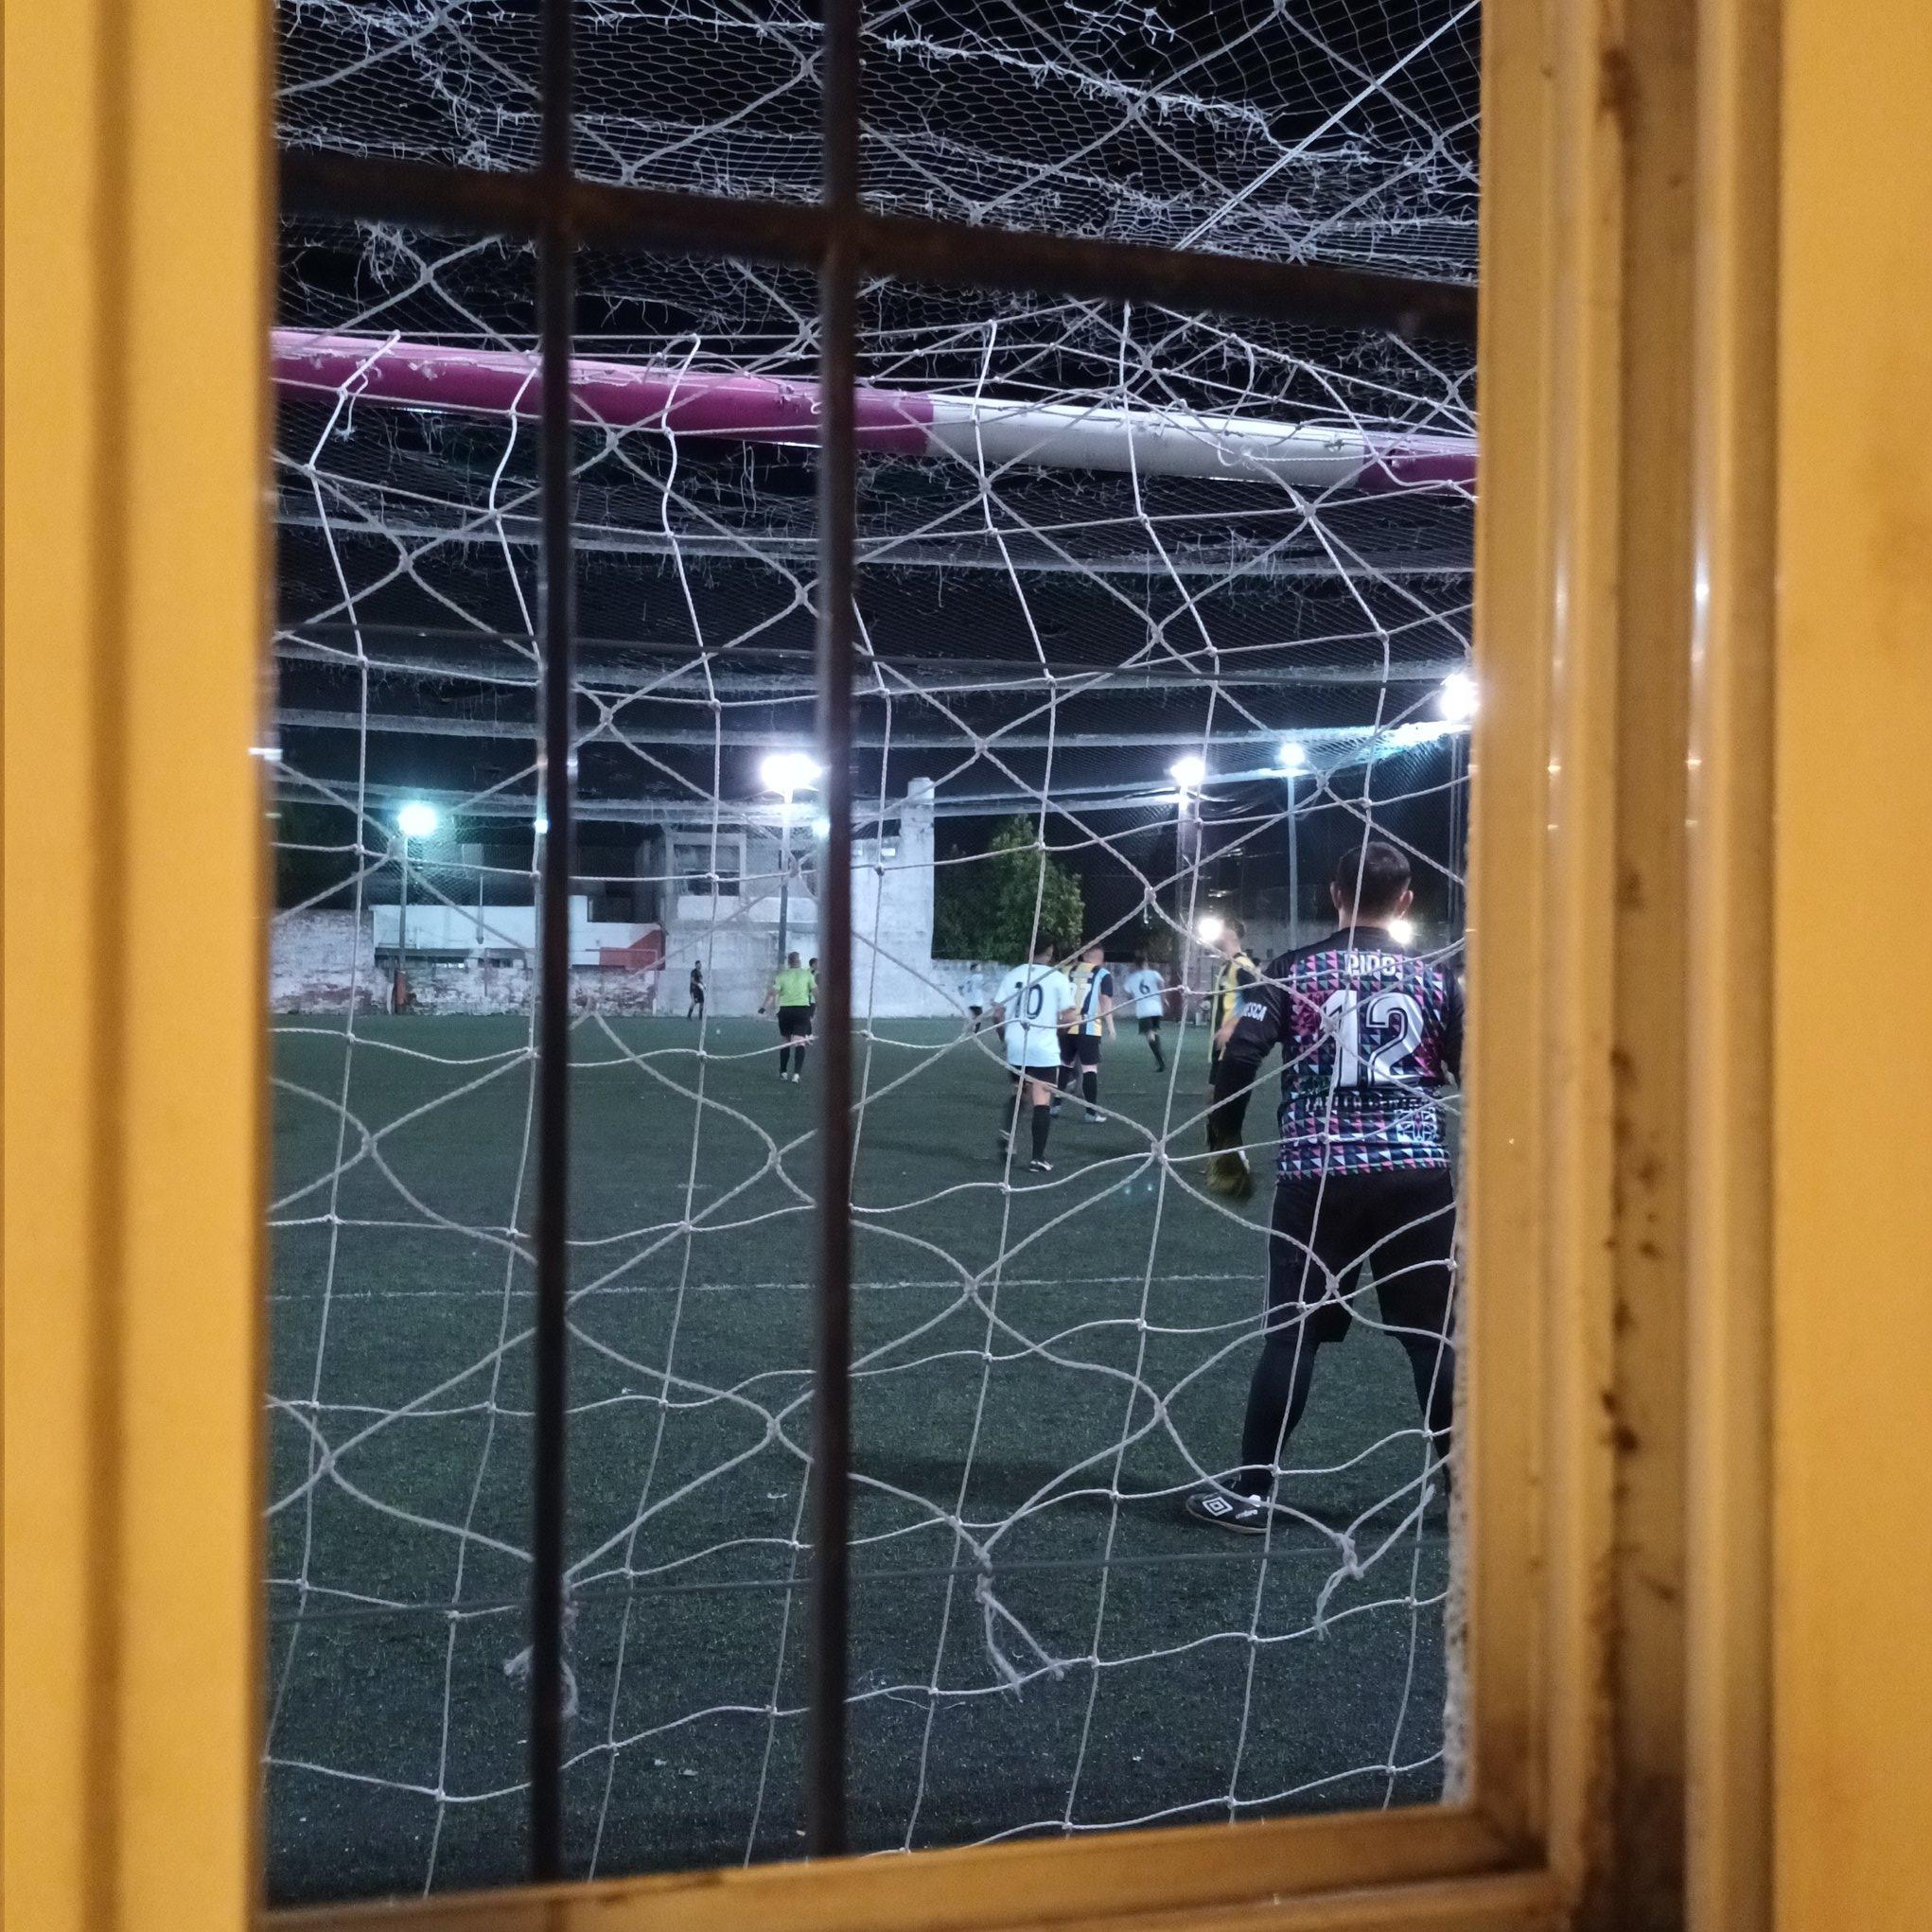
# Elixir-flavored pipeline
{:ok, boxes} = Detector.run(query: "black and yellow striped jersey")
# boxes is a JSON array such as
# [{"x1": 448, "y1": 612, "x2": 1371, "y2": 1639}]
[{"x1": 1210, "y1": 950, "x2": 1258, "y2": 1035}]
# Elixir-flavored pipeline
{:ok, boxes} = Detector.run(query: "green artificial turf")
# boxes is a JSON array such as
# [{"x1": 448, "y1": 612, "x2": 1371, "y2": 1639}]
[{"x1": 264, "y1": 1013, "x2": 1449, "y2": 1904}]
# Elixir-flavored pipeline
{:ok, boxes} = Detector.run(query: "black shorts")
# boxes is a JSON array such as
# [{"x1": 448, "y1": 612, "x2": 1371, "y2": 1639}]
[
  {"x1": 1010, "y1": 1063, "x2": 1060, "y2": 1086},
  {"x1": 777, "y1": 1004, "x2": 813, "y2": 1040},
  {"x1": 1066, "y1": 1033, "x2": 1102, "y2": 1066},
  {"x1": 1265, "y1": 1168, "x2": 1456, "y2": 1346},
  {"x1": 1137, "y1": 1015, "x2": 1163, "y2": 1035}
]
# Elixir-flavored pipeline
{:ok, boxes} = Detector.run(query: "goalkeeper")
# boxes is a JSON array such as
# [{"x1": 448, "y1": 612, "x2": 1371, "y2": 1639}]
[{"x1": 1188, "y1": 841, "x2": 1464, "y2": 1533}]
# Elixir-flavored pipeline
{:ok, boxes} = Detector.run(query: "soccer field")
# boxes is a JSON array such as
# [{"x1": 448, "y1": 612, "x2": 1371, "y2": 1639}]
[{"x1": 264, "y1": 1013, "x2": 1450, "y2": 1904}]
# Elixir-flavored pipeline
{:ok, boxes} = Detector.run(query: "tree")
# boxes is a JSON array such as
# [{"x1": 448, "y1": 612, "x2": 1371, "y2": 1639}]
[{"x1": 934, "y1": 816, "x2": 1084, "y2": 960}]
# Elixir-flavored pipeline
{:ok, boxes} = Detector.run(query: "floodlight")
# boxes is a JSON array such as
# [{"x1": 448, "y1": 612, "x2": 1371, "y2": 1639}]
[
  {"x1": 1196, "y1": 913, "x2": 1225, "y2": 946},
  {"x1": 533, "y1": 813, "x2": 550, "y2": 836},
  {"x1": 811, "y1": 814, "x2": 832, "y2": 840},
  {"x1": 396, "y1": 800, "x2": 439, "y2": 840},
  {"x1": 1276, "y1": 740, "x2": 1308, "y2": 773},
  {"x1": 1169, "y1": 753, "x2": 1207, "y2": 791},
  {"x1": 761, "y1": 749, "x2": 822, "y2": 798},
  {"x1": 1438, "y1": 672, "x2": 1478, "y2": 726},
  {"x1": 1387, "y1": 915, "x2": 1417, "y2": 946}
]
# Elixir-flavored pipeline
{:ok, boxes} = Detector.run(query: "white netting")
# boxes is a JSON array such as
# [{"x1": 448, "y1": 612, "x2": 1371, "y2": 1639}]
[{"x1": 265, "y1": 0, "x2": 1477, "y2": 1903}]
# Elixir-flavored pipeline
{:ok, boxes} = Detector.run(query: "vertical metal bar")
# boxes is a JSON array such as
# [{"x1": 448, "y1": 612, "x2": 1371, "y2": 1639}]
[
  {"x1": 530, "y1": 0, "x2": 576, "y2": 1883},
  {"x1": 806, "y1": 0, "x2": 859, "y2": 1862}
]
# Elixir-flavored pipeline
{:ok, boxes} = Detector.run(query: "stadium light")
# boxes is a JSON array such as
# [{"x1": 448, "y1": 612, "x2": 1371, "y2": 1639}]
[
  {"x1": 1437, "y1": 671, "x2": 1478, "y2": 727},
  {"x1": 760, "y1": 749, "x2": 822, "y2": 799},
  {"x1": 1196, "y1": 913, "x2": 1225, "y2": 947},
  {"x1": 1388, "y1": 915, "x2": 1417, "y2": 946},
  {"x1": 811, "y1": 814, "x2": 831, "y2": 840},
  {"x1": 760, "y1": 751, "x2": 821, "y2": 965},
  {"x1": 1169, "y1": 753, "x2": 1207, "y2": 793},
  {"x1": 391, "y1": 800, "x2": 438, "y2": 1015},
  {"x1": 533, "y1": 813, "x2": 550, "y2": 836},
  {"x1": 1275, "y1": 740, "x2": 1308, "y2": 773}
]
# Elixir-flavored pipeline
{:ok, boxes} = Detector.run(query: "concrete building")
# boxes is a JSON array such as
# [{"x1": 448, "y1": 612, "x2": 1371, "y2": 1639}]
[{"x1": 269, "y1": 779, "x2": 951, "y2": 1018}]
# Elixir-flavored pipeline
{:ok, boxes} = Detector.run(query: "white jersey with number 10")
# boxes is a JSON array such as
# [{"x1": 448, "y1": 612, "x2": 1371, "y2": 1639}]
[{"x1": 995, "y1": 964, "x2": 1076, "y2": 1070}]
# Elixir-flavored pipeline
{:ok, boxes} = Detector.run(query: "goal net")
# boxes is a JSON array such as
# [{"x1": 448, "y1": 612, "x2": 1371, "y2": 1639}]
[{"x1": 264, "y1": 0, "x2": 1478, "y2": 1902}]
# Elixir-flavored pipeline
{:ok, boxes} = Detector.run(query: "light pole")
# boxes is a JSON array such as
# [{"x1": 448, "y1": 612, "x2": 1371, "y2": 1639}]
[
  {"x1": 395, "y1": 800, "x2": 439, "y2": 1012},
  {"x1": 760, "y1": 750, "x2": 822, "y2": 967},
  {"x1": 1277, "y1": 740, "x2": 1308, "y2": 946},
  {"x1": 1169, "y1": 755, "x2": 1207, "y2": 1023},
  {"x1": 1436, "y1": 674, "x2": 1477, "y2": 933}
]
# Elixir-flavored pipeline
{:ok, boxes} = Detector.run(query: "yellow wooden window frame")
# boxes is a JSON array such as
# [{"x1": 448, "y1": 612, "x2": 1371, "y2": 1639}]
[{"x1": 15, "y1": 0, "x2": 1882, "y2": 1924}]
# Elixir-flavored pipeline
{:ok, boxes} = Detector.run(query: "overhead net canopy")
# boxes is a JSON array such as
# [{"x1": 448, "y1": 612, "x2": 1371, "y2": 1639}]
[{"x1": 266, "y1": 0, "x2": 1478, "y2": 1904}]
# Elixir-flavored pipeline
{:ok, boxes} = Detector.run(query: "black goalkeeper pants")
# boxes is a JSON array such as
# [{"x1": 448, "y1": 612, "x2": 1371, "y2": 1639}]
[{"x1": 1237, "y1": 1168, "x2": 1457, "y2": 1495}]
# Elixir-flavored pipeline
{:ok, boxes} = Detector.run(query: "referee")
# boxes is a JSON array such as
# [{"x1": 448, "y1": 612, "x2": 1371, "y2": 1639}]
[
  {"x1": 1187, "y1": 843, "x2": 1462, "y2": 1532},
  {"x1": 762, "y1": 951, "x2": 817, "y2": 1082}
]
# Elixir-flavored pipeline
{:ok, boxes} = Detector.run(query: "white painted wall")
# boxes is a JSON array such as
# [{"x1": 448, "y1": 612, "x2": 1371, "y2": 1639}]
[{"x1": 271, "y1": 783, "x2": 949, "y2": 1018}]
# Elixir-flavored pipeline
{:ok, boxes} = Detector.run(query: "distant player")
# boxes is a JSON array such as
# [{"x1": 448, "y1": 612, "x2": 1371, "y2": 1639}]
[
  {"x1": 687, "y1": 960, "x2": 705, "y2": 1021},
  {"x1": 807, "y1": 957, "x2": 819, "y2": 1027},
  {"x1": 991, "y1": 940, "x2": 1079, "y2": 1173},
  {"x1": 957, "y1": 960, "x2": 986, "y2": 1033},
  {"x1": 1065, "y1": 943, "x2": 1115, "y2": 1122},
  {"x1": 761, "y1": 952, "x2": 817, "y2": 1081},
  {"x1": 1186, "y1": 841, "x2": 1462, "y2": 1533},
  {"x1": 1123, "y1": 955, "x2": 1168, "y2": 1071},
  {"x1": 1206, "y1": 918, "x2": 1259, "y2": 1102}
]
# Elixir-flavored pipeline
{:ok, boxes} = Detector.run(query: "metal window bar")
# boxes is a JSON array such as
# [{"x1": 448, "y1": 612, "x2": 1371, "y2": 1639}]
[
  {"x1": 274, "y1": 0, "x2": 1479, "y2": 1884},
  {"x1": 529, "y1": 0, "x2": 575, "y2": 1881}
]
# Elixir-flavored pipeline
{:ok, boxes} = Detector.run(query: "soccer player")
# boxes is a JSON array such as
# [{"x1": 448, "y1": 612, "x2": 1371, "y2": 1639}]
[
  {"x1": 1206, "y1": 919, "x2": 1259, "y2": 1094},
  {"x1": 957, "y1": 960, "x2": 986, "y2": 1034},
  {"x1": 990, "y1": 940, "x2": 1079, "y2": 1173},
  {"x1": 1186, "y1": 841, "x2": 1462, "y2": 1533},
  {"x1": 686, "y1": 959, "x2": 705, "y2": 1021},
  {"x1": 761, "y1": 951, "x2": 817, "y2": 1081},
  {"x1": 1066, "y1": 943, "x2": 1115, "y2": 1121},
  {"x1": 1123, "y1": 955, "x2": 1168, "y2": 1071}
]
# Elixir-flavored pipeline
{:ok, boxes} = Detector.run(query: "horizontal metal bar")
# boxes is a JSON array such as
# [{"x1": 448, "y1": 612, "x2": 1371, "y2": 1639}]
[
  {"x1": 272, "y1": 705, "x2": 1433, "y2": 751},
  {"x1": 264, "y1": 1537, "x2": 1363, "y2": 1627},
  {"x1": 280, "y1": 149, "x2": 1477, "y2": 342}
]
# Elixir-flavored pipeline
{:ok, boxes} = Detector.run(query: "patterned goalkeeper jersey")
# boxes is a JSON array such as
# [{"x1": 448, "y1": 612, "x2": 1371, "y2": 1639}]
[{"x1": 1217, "y1": 925, "x2": 1464, "y2": 1177}]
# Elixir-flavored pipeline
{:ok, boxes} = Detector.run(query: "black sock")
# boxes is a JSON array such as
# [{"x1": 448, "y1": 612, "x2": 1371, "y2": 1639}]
[
  {"x1": 1031, "y1": 1102, "x2": 1052, "y2": 1161},
  {"x1": 1237, "y1": 1328, "x2": 1327, "y2": 1497},
  {"x1": 1081, "y1": 1069, "x2": 1098, "y2": 1108},
  {"x1": 779, "y1": 1046, "x2": 791, "y2": 1075},
  {"x1": 1150, "y1": 1036, "x2": 1165, "y2": 1070}
]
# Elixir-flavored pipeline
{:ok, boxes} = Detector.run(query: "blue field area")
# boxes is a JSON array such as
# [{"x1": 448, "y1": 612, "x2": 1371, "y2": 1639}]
[{"x1": 263, "y1": 1014, "x2": 1450, "y2": 1903}]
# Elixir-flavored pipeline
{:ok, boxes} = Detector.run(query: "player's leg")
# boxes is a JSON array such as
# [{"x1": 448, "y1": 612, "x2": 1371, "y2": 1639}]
[
  {"x1": 1187, "y1": 1174, "x2": 1361, "y2": 1530},
  {"x1": 1080, "y1": 1036, "x2": 1102, "y2": 1120},
  {"x1": 1053, "y1": 1031, "x2": 1076, "y2": 1112},
  {"x1": 1364, "y1": 1169, "x2": 1458, "y2": 1476},
  {"x1": 791, "y1": 1013, "x2": 811, "y2": 1082},
  {"x1": 1027, "y1": 1069, "x2": 1056, "y2": 1169},
  {"x1": 997, "y1": 1067, "x2": 1022, "y2": 1156},
  {"x1": 1144, "y1": 1017, "x2": 1166, "y2": 1071}
]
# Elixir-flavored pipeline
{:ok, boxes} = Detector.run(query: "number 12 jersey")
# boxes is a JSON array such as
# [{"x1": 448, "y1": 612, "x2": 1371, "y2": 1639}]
[{"x1": 1217, "y1": 927, "x2": 1464, "y2": 1177}]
